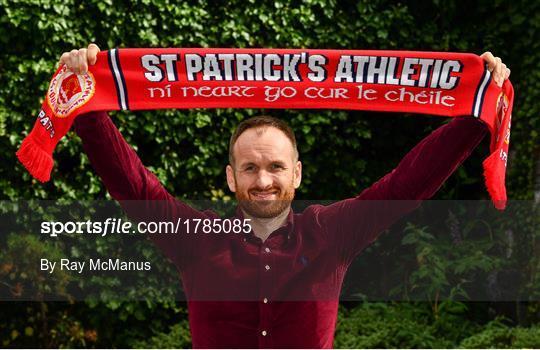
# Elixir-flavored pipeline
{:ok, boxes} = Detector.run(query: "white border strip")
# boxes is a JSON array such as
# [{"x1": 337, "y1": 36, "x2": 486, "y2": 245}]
[
  {"x1": 109, "y1": 48, "x2": 128, "y2": 110},
  {"x1": 473, "y1": 69, "x2": 491, "y2": 117}
]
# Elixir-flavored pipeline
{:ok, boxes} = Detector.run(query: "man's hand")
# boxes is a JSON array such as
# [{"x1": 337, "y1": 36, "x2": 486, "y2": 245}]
[
  {"x1": 58, "y1": 43, "x2": 101, "y2": 75},
  {"x1": 480, "y1": 52, "x2": 511, "y2": 88}
]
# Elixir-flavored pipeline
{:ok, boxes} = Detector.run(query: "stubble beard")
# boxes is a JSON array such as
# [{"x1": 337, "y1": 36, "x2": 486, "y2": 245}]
[{"x1": 236, "y1": 183, "x2": 295, "y2": 219}]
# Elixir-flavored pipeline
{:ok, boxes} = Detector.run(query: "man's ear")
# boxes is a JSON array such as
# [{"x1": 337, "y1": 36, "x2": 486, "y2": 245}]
[
  {"x1": 226, "y1": 164, "x2": 236, "y2": 192},
  {"x1": 293, "y1": 160, "x2": 302, "y2": 189}
]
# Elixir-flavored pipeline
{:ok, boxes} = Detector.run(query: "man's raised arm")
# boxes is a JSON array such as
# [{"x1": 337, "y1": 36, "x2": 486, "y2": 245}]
[
  {"x1": 359, "y1": 117, "x2": 487, "y2": 201},
  {"x1": 60, "y1": 43, "x2": 167, "y2": 201},
  {"x1": 74, "y1": 111, "x2": 171, "y2": 201},
  {"x1": 317, "y1": 52, "x2": 510, "y2": 261},
  {"x1": 318, "y1": 117, "x2": 487, "y2": 261},
  {"x1": 66, "y1": 44, "x2": 208, "y2": 268}
]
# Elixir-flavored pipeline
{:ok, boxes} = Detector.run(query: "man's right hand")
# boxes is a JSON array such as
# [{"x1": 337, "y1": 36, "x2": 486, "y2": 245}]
[{"x1": 58, "y1": 43, "x2": 101, "y2": 75}]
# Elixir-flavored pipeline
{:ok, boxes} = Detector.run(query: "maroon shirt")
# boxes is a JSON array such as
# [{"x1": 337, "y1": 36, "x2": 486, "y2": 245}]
[{"x1": 74, "y1": 112, "x2": 486, "y2": 348}]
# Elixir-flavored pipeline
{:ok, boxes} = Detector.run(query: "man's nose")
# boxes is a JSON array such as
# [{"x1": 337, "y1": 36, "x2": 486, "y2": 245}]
[{"x1": 255, "y1": 170, "x2": 273, "y2": 189}]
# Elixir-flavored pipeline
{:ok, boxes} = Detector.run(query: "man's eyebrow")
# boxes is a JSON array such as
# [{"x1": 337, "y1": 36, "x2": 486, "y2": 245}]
[
  {"x1": 237, "y1": 160, "x2": 288, "y2": 168},
  {"x1": 239, "y1": 161, "x2": 257, "y2": 168},
  {"x1": 270, "y1": 160, "x2": 287, "y2": 166}
]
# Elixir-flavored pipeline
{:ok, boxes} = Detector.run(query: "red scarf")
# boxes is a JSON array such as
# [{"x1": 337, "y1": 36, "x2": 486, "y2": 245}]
[{"x1": 16, "y1": 49, "x2": 513, "y2": 209}]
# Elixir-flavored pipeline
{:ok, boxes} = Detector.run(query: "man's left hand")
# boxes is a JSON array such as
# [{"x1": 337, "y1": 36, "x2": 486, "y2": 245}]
[{"x1": 480, "y1": 52, "x2": 511, "y2": 87}]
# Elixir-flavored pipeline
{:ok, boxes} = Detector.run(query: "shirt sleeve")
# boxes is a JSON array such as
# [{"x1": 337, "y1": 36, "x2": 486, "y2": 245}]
[
  {"x1": 74, "y1": 111, "x2": 210, "y2": 269},
  {"x1": 316, "y1": 117, "x2": 488, "y2": 261}
]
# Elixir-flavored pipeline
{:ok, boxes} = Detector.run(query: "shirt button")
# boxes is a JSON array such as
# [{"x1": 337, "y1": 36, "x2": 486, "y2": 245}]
[
  {"x1": 263, "y1": 298, "x2": 268, "y2": 304},
  {"x1": 265, "y1": 265, "x2": 270, "y2": 271},
  {"x1": 264, "y1": 247, "x2": 271, "y2": 253},
  {"x1": 261, "y1": 330, "x2": 267, "y2": 336}
]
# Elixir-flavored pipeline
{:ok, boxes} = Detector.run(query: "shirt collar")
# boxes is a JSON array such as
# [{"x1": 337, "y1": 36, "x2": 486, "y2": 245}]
[{"x1": 234, "y1": 205, "x2": 295, "y2": 241}]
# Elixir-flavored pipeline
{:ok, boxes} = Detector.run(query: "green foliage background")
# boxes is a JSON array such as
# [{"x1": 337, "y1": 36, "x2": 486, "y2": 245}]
[{"x1": 0, "y1": 0, "x2": 539, "y2": 347}]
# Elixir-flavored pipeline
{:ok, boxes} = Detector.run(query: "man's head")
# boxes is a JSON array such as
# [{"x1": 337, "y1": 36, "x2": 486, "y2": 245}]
[{"x1": 226, "y1": 116, "x2": 302, "y2": 219}]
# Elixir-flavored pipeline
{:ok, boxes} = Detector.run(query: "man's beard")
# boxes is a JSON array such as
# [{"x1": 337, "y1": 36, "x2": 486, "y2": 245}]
[{"x1": 235, "y1": 184, "x2": 295, "y2": 219}]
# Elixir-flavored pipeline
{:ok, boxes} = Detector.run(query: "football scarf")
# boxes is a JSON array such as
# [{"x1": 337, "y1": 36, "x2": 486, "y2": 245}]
[{"x1": 16, "y1": 49, "x2": 513, "y2": 209}]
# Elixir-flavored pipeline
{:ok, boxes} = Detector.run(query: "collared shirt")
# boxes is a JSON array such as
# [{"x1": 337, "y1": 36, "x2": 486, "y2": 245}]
[{"x1": 75, "y1": 112, "x2": 486, "y2": 348}]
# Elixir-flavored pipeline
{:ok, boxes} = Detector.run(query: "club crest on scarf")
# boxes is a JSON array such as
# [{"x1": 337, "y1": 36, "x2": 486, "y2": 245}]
[
  {"x1": 47, "y1": 65, "x2": 95, "y2": 118},
  {"x1": 495, "y1": 92, "x2": 510, "y2": 145}
]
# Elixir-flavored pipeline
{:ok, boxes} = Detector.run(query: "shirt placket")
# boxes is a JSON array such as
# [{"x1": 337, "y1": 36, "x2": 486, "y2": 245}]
[{"x1": 258, "y1": 240, "x2": 274, "y2": 348}]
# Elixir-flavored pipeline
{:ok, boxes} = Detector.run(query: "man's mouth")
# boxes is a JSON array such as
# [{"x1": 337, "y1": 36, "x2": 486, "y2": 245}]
[{"x1": 249, "y1": 190, "x2": 279, "y2": 200}]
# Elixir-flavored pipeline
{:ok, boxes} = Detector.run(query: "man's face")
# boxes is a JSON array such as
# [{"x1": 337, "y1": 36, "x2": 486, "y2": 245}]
[{"x1": 226, "y1": 126, "x2": 302, "y2": 219}]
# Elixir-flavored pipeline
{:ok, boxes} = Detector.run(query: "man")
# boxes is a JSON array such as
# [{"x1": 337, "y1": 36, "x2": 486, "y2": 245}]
[{"x1": 63, "y1": 44, "x2": 510, "y2": 348}]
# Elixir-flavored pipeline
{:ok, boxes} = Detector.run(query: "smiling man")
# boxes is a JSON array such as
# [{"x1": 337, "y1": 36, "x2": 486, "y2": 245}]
[
  {"x1": 226, "y1": 117, "x2": 301, "y2": 240},
  {"x1": 65, "y1": 43, "x2": 510, "y2": 348}
]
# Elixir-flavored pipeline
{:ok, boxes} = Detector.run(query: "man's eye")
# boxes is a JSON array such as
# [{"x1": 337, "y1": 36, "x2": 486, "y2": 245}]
[
  {"x1": 244, "y1": 166, "x2": 255, "y2": 172},
  {"x1": 271, "y1": 164, "x2": 285, "y2": 170}
]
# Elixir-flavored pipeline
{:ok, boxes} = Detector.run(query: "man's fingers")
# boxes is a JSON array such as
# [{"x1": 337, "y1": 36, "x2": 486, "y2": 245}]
[
  {"x1": 87, "y1": 43, "x2": 100, "y2": 65},
  {"x1": 493, "y1": 57, "x2": 502, "y2": 86},
  {"x1": 480, "y1": 52, "x2": 511, "y2": 87},
  {"x1": 59, "y1": 44, "x2": 100, "y2": 74},
  {"x1": 505, "y1": 67, "x2": 511, "y2": 80},
  {"x1": 58, "y1": 52, "x2": 70, "y2": 67},
  {"x1": 69, "y1": 49, "x2": 80, "y2": 74},
  {"x1": 481, "y1": 51, "x2": 496, "y2": 71},
  {"x1": 64, "y1": 50, "x2": 77, "y2": 72},
  {"x1": 78, "y1": 49, "x2": 88, "y2": 74}
]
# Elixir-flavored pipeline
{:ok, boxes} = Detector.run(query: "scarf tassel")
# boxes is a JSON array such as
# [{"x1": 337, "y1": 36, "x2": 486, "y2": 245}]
[
  {"x1": 16, "y1": 136, "x2": 53, "y2": 183},
  {"x1": 483, "y1": 152, "x2": 507, "y2": 210}
]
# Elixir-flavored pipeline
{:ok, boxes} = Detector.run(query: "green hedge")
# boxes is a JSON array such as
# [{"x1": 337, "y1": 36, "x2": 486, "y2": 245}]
[
  {"x1": 131, "y1": 302, "x2": 540, "y2": 349},
  {"x1": 1, "y1": 0, "x2": 539, "y2": 348},
  {"x1": 1, "y1": 0, "x2": 538, "y2": 201}
]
